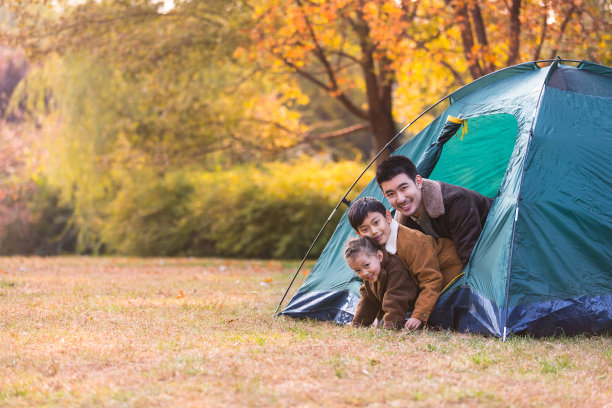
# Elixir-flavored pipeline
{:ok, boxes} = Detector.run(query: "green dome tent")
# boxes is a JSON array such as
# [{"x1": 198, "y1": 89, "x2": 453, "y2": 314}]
[{"x1": 278, "y1": 59, "x2": 612, "y2": 338}]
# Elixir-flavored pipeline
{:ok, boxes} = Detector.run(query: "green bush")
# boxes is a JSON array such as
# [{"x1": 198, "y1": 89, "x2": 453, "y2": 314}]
[
  {"x1": 97, "y1": 169, "x2": 196, "y2": 256},
  {"x1": 0, "y1": 179, "x2": 76, "y2": 255},
  {"x1": 99, "y1": 158, "x2": 372, "y2": 258}
]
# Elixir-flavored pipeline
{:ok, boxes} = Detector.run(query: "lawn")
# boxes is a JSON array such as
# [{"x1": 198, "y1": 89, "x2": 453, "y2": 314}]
[{"x1": 1, "y1": 256, "x2": 610, "y2": 407}]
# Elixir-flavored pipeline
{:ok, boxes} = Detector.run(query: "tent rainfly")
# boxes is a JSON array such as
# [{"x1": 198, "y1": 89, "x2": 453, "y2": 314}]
[{"x1": 278, "y1": 59, "x2": 612, "y2": 339}]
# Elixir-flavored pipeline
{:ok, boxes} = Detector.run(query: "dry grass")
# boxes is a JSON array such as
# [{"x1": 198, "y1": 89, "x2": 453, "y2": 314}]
[{"x1": 0, "y1": 256, "x2": 610, "y2": 407}]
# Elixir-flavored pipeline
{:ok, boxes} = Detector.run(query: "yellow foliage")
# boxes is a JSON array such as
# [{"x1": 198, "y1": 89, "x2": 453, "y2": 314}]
[{"x1": 181, "y1": 157, "x2": 374, "y2": 258}]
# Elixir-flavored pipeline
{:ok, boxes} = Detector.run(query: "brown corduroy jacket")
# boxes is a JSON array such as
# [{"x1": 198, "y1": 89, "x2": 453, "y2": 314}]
[
  {"x1": 395, "y1": 179, "x2": 493, "y2": 268},
  {"x1": 393, "y1": 224, "x2": 463, "y2": 324},
  {"x1": 352, "y1": 251, "x2": 419, "y2": 330}
]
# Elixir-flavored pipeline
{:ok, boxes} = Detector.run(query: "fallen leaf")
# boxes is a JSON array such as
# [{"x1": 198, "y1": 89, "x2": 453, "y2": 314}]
[
  {"x1": 177, "y1": 290, "x2": 185, "y2": 299},
  {"x1": 264, "y1": 278, "x2": 273, "y2": 283}
]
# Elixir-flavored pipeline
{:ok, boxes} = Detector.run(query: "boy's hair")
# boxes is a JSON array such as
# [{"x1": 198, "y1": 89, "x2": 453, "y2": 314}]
[
  {"x1": 375, "y1": 155, "x2": 419, "y2": 185},
  {"x1": 344, "y1": 236, "x2": 380, "y2": 262},
  {"x1": 347, "y1": 197, "x2": 387, "y2": 231}
]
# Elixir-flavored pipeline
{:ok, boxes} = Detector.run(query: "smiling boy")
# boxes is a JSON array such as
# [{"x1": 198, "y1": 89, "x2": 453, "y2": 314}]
[
  {"x1": 375, "y1": 155, "x2": 493, "y2": 267},
  {"x1": 348, "y1": 197, "x2": 462, "y2": 329}
]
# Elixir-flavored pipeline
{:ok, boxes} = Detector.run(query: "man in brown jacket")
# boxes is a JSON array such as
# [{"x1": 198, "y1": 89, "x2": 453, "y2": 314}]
[
  {"x1": 344, "y1": 236, "x2": 419, "y2": 330},
  {"x1": 348, "y1": 197, "x2": 463, "y2": 330},
  {"x1": 375, "y1": 155, "x2": 493, "y2": 268}
]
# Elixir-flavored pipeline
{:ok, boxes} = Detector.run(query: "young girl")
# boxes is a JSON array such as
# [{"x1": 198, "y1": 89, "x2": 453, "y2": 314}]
[{"x1": 344, "y1": 236, "x2": 419, "y2": 330}]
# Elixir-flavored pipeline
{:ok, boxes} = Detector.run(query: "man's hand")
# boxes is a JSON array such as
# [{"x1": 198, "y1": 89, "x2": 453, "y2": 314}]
[{"x1": 404, "y1": 317, "x2": 422, "y2": 330}]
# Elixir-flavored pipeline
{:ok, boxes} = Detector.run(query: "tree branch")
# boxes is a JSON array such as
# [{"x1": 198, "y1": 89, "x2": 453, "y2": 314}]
[
  {"x1": 453, "y1": 0, "x2": 483, "y2": 78},
  {"x1": 281, "y1": 58, "x2": 331, "y2": 91},
  {"x1": 351, "y1": 7, "x2": 380, "y2": 107},
  {"x1": 301, "y1": 123, "x2": 370, "y2": 143},
  {"x1": 281, "y1": 57, "x2": 369, "y2": 121},
  {"x1": 328, "y1": 50, "x2": 362, "y2": 66},
  {"x1": 295, "y1": 0, "x2": 341, "y2": 89},
  {"x1": 506, "y1": 0, "x2": 522, "y2": 66},
  {"x1": 293, "y1": 0, "x2": 369, "y2": 120},
  {"x1": 470, "y1": 2, "x2": 495, "y2": 73},
  {"x1": 549, "y1": 2, "x2": 578, "y2": 59},
  {"x1": 532, "y1": 3, "x2": 549, "y2": 61}
]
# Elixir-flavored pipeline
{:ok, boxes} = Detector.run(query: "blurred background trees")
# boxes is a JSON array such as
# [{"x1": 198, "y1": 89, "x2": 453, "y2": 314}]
[{"x1": 0, "y1": 0, "x2": 609, "y2": 257}]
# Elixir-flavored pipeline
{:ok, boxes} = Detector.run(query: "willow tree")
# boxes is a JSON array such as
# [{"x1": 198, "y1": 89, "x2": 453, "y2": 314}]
[
  {"x1": 3, "y1": 0, "x2": 307, "y2": 168},
  {"x1": 2, "y1": 0, "x2": 308, "y2": 251}
]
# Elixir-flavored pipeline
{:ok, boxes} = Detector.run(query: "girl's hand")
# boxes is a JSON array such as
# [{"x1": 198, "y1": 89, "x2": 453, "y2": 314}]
[{"x1": 404, "y1": 317, "x2": 422, "y2": 330}]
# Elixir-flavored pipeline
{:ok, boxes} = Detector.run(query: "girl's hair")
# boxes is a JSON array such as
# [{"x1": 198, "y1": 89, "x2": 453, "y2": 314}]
[{"x1": 344, "y1": 236, "x2": 381, "y2": 261}]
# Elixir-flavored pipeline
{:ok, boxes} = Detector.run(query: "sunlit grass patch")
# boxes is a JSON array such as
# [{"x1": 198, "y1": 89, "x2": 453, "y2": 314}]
[
  {"x1": 0, "y1": 280, "x2": 17, "y2": 288},
  {"x1": 451, "y1": 388, "x2": 501, "y2": 405},
  {"x1": 470, "y1": 350, "x2": 498, "y2": 368},
  {"x1": 603, "y1": 345, "x2": 612, "y2": 364},
  {"x1": 540, "y1": 354, "x2": 575, "y2": 374}
]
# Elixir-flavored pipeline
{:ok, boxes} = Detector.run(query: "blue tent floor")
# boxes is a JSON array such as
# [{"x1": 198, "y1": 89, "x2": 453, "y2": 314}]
[{"x1": 281, "y1": 289, "x2": 612, "y2": 337}]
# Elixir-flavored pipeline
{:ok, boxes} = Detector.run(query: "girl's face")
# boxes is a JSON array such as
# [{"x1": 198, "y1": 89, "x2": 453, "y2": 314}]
[{"x1": 347, "y1": 250, "x2": 383, "y2": 282}]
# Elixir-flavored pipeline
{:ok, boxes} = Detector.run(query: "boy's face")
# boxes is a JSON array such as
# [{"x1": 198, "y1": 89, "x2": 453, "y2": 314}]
[
  {"x1": 380, "y1": 173, "x2": 423, "y2": 218},
  {"x1": 347, "y1": 250, "x2": 383, "y2": 282},
  {"x1": 357, "y1": 210, "x2": 393, "y2": 245}
]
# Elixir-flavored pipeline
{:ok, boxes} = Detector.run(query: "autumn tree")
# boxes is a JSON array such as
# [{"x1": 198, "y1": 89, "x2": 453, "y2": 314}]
[
  {"x1": 248, "y1": 0, "x2": 611, "y2": 156},
  {"x1": 444, "y1": 0, "x2": 611, "y2": 78}
]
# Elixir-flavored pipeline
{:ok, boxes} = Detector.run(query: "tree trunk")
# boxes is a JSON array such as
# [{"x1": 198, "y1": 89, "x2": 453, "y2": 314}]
[
  {"x1": 363, "y1": 56, "x2": 398, "y2": 161},
  {"x1": 454, "y1": 1, "x2": 483, "y2": 79},
  {"x1": 369, "y1": 104, "x2": 398, "y2": 163},
  {"x1": 351, "y1": 9, "x2": 400, "y2": 164},
  {"x1": 506, "y1": 0, "x2": 522, "y2": 66}
]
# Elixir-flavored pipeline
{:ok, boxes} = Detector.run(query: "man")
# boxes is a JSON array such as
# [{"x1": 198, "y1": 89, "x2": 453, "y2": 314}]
[{"x1": 375, "y1": 155, "x2": 493, "y2": 267}]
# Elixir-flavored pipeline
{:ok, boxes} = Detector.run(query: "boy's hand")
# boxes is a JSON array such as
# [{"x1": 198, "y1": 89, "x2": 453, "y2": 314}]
[{"x1": 404, "y1": 317, "x2": 422, "y2": 330}]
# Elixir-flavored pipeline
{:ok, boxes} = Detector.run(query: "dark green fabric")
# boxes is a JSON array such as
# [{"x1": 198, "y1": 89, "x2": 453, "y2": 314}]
[
  {"x1": 454, "y1": 68, "x2": 549, "y2": 306},
  {"x1": 449, "y1": 62, "x2": 539, "y2": 103},
  {"x1": 510, "y1": 85, "x2": 612, "y2": 306},
  {"x1": 577, "y1": 60, "x2": 612, "y2": 78}
]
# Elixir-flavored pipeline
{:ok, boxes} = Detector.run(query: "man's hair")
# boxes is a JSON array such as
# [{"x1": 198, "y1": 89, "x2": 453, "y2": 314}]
[
  {"x1": 344, "y1": 236, "x2": 380, "y2": 262},
  {"x1": 375, "y1": 155, "x2": 419, "y2": 185},
  {"x1": 347, "y1": 197, "x2": 387, "y2": 231}
]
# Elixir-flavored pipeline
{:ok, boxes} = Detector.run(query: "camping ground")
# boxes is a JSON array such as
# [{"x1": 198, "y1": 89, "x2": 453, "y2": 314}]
[{"x1": 1, "y1": 257, "x2": 610, "y2": 407}]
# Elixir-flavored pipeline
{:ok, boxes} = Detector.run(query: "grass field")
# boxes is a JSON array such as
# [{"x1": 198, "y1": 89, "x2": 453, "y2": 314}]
[{"x1": 1, "y1": 256, "x2": 610, "y2": 407}]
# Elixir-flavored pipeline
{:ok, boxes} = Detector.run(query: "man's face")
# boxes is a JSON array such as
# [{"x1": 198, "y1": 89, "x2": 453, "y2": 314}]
[
  {"x1": 347, "y1": 250, "x2": 383, "y2": 282},
  {"x1": 380, "y1": 173, "x2": 423, "y2": 218},
  {"x1": 357, "y1": 211, "x2": 392, "y2": 246}
]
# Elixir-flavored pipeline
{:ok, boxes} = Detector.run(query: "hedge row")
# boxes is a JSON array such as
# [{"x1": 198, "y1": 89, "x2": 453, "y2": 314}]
[
  {"x1": 1, "y1": 158, "x2": 372, "y2": 259},
  {"x1": 102, "y1": 159, "x2": 372, "y2": 258}
]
